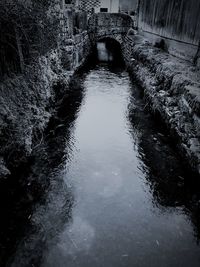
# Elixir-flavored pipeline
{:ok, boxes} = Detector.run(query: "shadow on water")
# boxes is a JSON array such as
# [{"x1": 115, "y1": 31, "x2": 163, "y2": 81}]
[
  {"x1": 127, "y1": 79, "x2": 200, "y2": 242},
  {"x1": 0, "y1": 72, "x2": 87, "y2": 266}
]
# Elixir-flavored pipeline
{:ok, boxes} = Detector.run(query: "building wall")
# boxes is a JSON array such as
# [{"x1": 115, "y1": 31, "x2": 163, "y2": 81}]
[
  {"x1": 95, "y1": 0, "x2": 120, "y2": 13},
  {"x1": 119, "y1": 0, "x2": 138, "y2": 13},
  {"x1": 138, "y1": 0, "x2": 200, "y2": 62}
]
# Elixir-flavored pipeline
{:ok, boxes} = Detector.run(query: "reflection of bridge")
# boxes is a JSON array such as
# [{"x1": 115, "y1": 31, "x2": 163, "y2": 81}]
[{"x1": 88, "y1": 13, "x2": 133, "y2": 45}]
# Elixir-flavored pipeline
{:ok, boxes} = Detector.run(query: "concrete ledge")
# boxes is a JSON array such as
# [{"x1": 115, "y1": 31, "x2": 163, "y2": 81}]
[{"x1": 139, "y1": 30, "x2": 198, "y2": 63}]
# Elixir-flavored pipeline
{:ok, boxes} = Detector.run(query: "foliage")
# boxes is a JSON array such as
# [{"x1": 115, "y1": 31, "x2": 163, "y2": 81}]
[{"x1": 0, "y1": 0, "x2": 60, "y2": 78}]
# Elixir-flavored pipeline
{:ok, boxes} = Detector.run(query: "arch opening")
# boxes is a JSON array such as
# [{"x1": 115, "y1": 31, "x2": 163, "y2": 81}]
[{"x1": 95, "y1": 37, "x2": 124, "y2": 65}]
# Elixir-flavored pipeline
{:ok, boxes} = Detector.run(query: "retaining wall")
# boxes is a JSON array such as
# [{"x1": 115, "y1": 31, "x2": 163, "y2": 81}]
[
  {"x1": 122, "y1": 34, "x2": 200, "y2": 175},
  {"x1": 0, "y1": 31, "x2": 91, "y2": 179}
]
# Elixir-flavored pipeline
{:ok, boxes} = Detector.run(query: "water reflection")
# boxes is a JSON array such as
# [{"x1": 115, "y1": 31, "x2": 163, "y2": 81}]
[{"x1": 40, "y1": 64, "x2": 200, "y2": 267}]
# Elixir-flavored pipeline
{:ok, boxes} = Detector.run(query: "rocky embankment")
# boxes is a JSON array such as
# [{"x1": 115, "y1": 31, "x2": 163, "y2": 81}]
[
  {"x1": 0, "y1": 32, "x2": 91, "y2": 179},
  {"x1": 123, "y1": 34, "x2": 200, "y2": 175}
]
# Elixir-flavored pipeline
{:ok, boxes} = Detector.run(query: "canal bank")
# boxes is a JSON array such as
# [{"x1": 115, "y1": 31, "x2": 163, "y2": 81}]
[
  {"x1": 122, "y1": 34, "x2": 200, "y2": 175},
  {"x1": 1, "y1": 32, "x2": 200, "y2": 267},
  {"x1": 0, "y1": 31, "x2": 91, "y2": 180},
  {"x1": 3, "y1": 8, "x2": 199, "y2": 181},
  {"x1": 5, "y1": 56, "x2": 200, "y2": 267}
]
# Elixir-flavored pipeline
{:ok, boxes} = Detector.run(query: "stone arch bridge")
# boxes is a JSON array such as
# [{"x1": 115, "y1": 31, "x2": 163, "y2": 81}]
[{"x1": 88, "y1": 13, "x2": 134, "y2": 45}]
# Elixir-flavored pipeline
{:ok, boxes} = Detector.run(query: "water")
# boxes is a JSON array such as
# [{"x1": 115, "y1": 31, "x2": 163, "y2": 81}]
[{"x1": 2, "y1": 62, "x2": 200, "y2": 267}]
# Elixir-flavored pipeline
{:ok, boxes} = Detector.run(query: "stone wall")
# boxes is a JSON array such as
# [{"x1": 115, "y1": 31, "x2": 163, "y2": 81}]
[
  {"x1": 122, "y1": 34, "x2": 200, "y2": 175},
  {"x1": 88, "y1": 13, "x2": 133, "y2": 44},
  {"x1": 0, "y1": 0, "x2": 93, "y2": 179},
  {"x1": 0, "y1": 29, "x2": 91, "y2": 179},
  {"x1": 61, "y1": 31, "x2": 91, "y2": 70}
]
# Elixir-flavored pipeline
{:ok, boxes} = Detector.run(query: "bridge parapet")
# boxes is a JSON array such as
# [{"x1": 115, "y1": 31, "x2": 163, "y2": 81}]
[{"x1": 88, "y1": 13, "x2": 134, "y2": 44}]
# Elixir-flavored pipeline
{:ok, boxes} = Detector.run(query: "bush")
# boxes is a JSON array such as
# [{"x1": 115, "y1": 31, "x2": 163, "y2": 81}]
[{"x1": 0, "y1": 0, "x2": 60, "y2": 78}]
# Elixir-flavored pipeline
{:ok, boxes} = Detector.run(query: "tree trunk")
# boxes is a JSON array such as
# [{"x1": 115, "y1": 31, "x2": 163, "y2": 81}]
[{"x1": 15, "y1": 26, "x2": 25, "y2": 72}]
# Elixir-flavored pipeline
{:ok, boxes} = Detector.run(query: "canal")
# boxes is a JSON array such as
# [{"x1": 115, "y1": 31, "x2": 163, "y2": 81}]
[{"x1": 1, "y1": 41, "x2": 200, "y2": 267}]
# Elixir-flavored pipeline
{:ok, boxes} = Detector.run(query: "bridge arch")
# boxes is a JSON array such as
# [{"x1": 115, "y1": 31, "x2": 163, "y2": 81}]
[
  {"x1": 97, "y1": 36, "x2": 121, "y2": 46},
  {"x1": 88, "y1": 13, "x2": 134, "y2": 45}
]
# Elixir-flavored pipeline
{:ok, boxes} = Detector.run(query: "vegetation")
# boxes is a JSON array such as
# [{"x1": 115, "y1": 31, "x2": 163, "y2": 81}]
[{"x1": 0, "y1": 0, "x2": 60, "y2": 78}]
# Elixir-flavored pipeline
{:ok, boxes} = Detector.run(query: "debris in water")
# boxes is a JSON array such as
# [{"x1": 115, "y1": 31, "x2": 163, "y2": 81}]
[{"x1": 156, "y1": 240, "x2": 160, "y2": 246}]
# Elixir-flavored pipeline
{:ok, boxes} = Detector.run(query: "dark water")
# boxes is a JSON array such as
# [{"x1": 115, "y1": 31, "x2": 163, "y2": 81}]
[{"x1": 1, "y1": 58, "x2": 200, "y2": 266}]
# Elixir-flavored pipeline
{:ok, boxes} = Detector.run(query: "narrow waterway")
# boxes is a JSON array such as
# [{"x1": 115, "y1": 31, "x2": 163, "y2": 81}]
[{"x1": 2, "y1": 45, "x2": 200, "y2": 267}]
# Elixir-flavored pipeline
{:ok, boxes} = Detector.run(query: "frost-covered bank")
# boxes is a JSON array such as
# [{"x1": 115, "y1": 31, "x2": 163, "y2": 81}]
[
  {"x1": 0, "y1": 31, "x2": 91, "y2": 179},
  {"x1": 0, "y1": 44, "x2": 90, "y2": 178},
  {"x1": 0, "y1": 0, "x2": 91, "y2": 179},
  {"x1": 122, "y1": 35, "x2": 200, "y2": 175}
]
